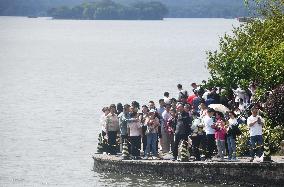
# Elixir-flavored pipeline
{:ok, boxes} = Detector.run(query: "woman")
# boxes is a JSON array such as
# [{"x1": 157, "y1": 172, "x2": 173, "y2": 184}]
[
  {"x1": 127, "y1": 107, "x2": 142, "y2": 159},
  {"x1": 144, "y1": 109, "x2": 160, "y2": 159},
  {"x1": 140, "y1": 105, "x2": 149, "y2": 153},
  {"x1": 105, "y1": 104, "x2": 119, "y2": 155},
  {"x1": 100, "y1": 107, "x2": 109, "y2": 138},
  {"x1": 227, "y1": 111, "x2": 238, "y2": 161},
  {"x1": 165, "y1": 108, "x2": 176, "y2": 152}
]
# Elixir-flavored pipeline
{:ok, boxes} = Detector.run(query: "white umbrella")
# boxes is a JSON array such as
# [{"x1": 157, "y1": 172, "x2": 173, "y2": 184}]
[{"x1": 208, "y1": 104, "x2": 230, "y2": 114}]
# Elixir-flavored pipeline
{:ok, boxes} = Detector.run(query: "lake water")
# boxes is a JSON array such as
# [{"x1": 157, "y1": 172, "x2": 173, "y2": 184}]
[{"x1": 0, "y1": 17, "x2": 239, "y2": 186}]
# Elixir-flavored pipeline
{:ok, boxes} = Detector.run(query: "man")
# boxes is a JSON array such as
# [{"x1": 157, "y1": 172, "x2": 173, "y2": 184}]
[
  {"x1": 118, "y1": 104, "x2": 131, "y2": 152},
  {"x1": 172, "y1": 103, "x2": 192, "y2": 160},
  {"x1": 177, "y1": 84, "x2": 188, "y2": 104},
  {"x1": 191, "y1": 82, "x2": 205, "y2": 96},
  {"x1": 157, "y1": 99, "x2": 165, "y2": 117},
  {"x1": 192, "y1": 90, "x2": 202, "y2": 113},
  {"x1": 161, "y1": 104, "x2": 172, "y2": 153},
  {"x1": 203, "y1": 108, "x2": 216, "y2": 160},
  {"x1": 247, "y1": 106, "x2": 265, "y2": 162}
]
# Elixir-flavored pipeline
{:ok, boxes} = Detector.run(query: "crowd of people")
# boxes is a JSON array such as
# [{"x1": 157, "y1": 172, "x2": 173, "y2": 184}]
[{"x1": 99, "y1": 82, "x2": 265, "y2": 162}]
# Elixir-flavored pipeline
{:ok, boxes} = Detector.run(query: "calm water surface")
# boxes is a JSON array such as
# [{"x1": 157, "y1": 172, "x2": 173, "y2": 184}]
[{"x1": 0, "y1": 17, "x2": 239, "y2": 186}]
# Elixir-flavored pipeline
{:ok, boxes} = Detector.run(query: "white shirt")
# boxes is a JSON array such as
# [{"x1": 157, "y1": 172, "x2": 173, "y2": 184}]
[
  {"x1": 164, "y1": 97, "x2": 171, "y2": 104},
  {"x1": 128, "y1": 121, "x2": 141, "y2": 136},
  {"x1": 233, "y1": 87, "x2": 245, "y2": 102},
  {"x1": 202, "y1": 91, "x2": 210, "y2": 100},
  {"x1": 247, "y1": 115, "x2": 264, "y2": 136},
  {"x1": 203, "y1": 115, "x2": 215, "y2": 135},
  {"x1": 239, "y1": 103, "x2": 246, "y2": 112}
]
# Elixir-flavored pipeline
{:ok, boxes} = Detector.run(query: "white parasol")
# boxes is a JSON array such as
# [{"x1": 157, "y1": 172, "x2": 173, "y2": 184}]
[{"x1": 208, "y1": 104, "x2": 230, "y2": 114}]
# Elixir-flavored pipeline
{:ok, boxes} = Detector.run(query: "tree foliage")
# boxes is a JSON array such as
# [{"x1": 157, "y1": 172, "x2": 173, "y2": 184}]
[
  {"x1": 47, "y1": 0, "x2": 168, "y2": 20},
  {"x1": 206, "y1": 0, "x2": 284, "y2": 92},
  {"x1": 266, "y1": 84, "x2": 284, "y2": 127}
]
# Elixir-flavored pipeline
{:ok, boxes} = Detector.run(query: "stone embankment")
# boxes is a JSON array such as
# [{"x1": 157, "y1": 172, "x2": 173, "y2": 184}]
[{"x1": 93, "y1": 154, "x2": 284, "y2": 186}]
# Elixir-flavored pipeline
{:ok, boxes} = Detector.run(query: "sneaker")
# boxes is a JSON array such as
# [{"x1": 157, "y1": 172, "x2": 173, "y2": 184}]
[
  {"x1": 232, "y1": 158, "x2": 239, "y2": 162},
  {"x1": 143, "y1": 156, "x2": 149, "y2": 160}
]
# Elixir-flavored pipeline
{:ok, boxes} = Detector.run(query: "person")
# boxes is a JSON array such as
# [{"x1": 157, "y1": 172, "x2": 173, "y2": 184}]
[
  {"x1": 131, "y1": 101, "x2": 140, "y2": 110},
  {"x1": 172, "y1": 103, "x2": 192, "y2": 161},
  {"x1": 165, "y1": 108, "x2": 176, "y2": 153},
  {"x1": 118, "y1": 104, "x2": 130, "y2": 151},
  {"x1": 148, "y1": 100, "x2": 156, "y2": 110},
  {"x1": 199, "y1": 99, "x2": 207, "y2": 118},
  {"x1": 100, "y1": 107, "x2": 110, "y2": 138},
  {"x1": 213, "y1": 112, "x2": 227, "y2": 161},
  {"x1": 190, "y1": 114, "x2": 205, "y2": 161},
  {"x1": 187, "y1": 92, "x2": 197, "y2": 105},
  {"x1": 140, "y1": 105, "x2": 149, "y2": 153},
  {"x1": 238, "y1": 98, "x2": 246, "y2": 112},
  {"x1": 161, "y1": 104, "x2": 172, "y2": 153},
  {"x1": 144, "y1": 109, "x2": 160, "y2": 159},
  {"x1": 191, "y1": 82, "x2": 205, "y2": 96},
  {"x1": 192, "y1": 91, "x2": 202, "y2": 113},
  {"x1": 227, "y1": 111, "x2": 238, "y2": 161},
  {"x1": 171, "y1": 98, "x2": 177, "y2": 111},
  {"x1": 247, "y1": 106, "x2": 265, "y2": 162},
  {"x1": 163, "y1": 92, "x2": 171, "y2": 104},
  {"x1": 116, "y1": 103, "x2": 123, "y2": 115},
  {"x1": 184, "y1": 104, "x2": 193, "y2": 118},
  {"x1": 233, "y1": 86, "x2": 246, "y2": 105},
  {"x1": 157, "y1": 99, "x2": 165, "y2": 117},
  {"x1": 105, "y1": 104, "x2": 120, "y2": 155},
  {"x1": 127, "y1": 107, "x2": 142, "y2": 159},
  {"x1": 177, "y1": 84, "x2": 188, "y2": 104},
  {"x1": 203, "y1": 108, "x2": 216, "y2": 160}
]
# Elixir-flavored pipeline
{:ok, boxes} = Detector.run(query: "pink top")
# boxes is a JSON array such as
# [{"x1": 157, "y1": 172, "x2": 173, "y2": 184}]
[{"x1": 214, "y1": 119, "x2": 227, "y2": 140}]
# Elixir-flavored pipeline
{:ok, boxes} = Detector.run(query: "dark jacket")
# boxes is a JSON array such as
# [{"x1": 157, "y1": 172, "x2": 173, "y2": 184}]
[{"x1": 174, "y1": 111, "x2": 192, "y2": 135}]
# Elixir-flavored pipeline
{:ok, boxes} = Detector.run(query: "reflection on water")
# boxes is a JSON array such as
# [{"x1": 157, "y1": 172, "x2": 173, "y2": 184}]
[{"x1": 96, "y1": 171, "x2": 221, "y2": 187}]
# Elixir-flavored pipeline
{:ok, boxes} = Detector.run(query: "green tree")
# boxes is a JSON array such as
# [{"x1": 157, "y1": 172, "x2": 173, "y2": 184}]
[{"x1": 206, "y1": 0, "x2": 284, "y2": 91}]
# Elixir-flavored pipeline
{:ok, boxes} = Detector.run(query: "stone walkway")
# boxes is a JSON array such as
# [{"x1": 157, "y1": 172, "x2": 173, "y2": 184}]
[{"x1": 94, "y1": 153, "x2": 284, "y2": 163}]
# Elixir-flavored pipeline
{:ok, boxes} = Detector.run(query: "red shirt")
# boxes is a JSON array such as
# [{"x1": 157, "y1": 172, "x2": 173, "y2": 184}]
[{"x1": 187, "y1": 94, "x2": 197, "y2": 105}]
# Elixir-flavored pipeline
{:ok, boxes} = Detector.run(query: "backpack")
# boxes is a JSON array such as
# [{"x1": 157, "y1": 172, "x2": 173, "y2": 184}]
[
  {"x1": 233, "y1": 125, "x2": 242, "y2": 136},
  {"x1": 180, "y1": 90, "x2": 188, "y2": 103}
]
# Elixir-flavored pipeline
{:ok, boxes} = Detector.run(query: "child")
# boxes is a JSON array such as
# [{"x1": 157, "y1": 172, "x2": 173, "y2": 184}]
[{"x1": 214, "y1": 112, "x2": 227, "y2": 161}]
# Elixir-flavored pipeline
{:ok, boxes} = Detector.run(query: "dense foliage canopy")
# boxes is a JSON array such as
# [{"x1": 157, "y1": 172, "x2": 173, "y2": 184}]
[
  {"x1": 47, "y1": 0, "x2": 168, "y2": 20},
  {"x1": 206, "y1": 0, "x2": 284, "y2": 92}
]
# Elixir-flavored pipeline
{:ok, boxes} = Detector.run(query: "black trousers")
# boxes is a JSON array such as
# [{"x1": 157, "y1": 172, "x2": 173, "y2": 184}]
[
  {"x1": 173, "y1": 134, "x2": 188, "y2": 158},
  {"x1": 108, "y1": 131, "x2": 117, "y2": 155},
  {"x1": 130, "y1": 136, "x2": 141, "y2": 156},
  {"x1": 191, "y1": 135, "x2": 202, "y2": 160},
  {"x1": 206, "y1": 134, "x2": 215, "y2": 159}
]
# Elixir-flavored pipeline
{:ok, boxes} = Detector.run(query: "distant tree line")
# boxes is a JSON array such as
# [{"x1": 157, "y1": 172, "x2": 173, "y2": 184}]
[
  {"x1": 47, "y1": 0, "x2": 169, "y2": 20},
  {"x1": 0, "y1": 0, "x2": 249, "y2": 18}
]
